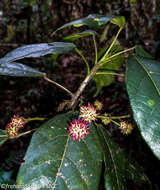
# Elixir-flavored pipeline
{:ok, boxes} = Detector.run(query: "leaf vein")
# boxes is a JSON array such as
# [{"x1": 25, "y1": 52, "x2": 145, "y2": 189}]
[
  {"x1": 65, "y1": 156, "x2": 88, "y2": 188},
  {"x1": 52, "y1": 135, "x2": 70, "y2": 189},
  {"x1": 100, "y1": 128, "x2": 121, "y2": 189}
]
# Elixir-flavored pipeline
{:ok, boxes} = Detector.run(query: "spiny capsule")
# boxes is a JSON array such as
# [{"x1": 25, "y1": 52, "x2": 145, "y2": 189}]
[
  {"x1": 119, "y1": 121, "x2": 133, "y2": 135},
  {"x1": 79, "y1": 103, "x2": 98, "y2": 123},
  {"x1": 94, "y1": 100, "x2": 103, "y2": 110},
  {"x1": 68, "y1": 119, "x2": 89, "y2": 141},
  {"x1": 5, "y1": 115, "x2": 26, "y2": 138}
]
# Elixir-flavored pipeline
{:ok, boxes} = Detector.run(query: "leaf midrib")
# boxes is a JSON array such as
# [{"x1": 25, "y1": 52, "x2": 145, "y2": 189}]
[
  {"x1": 2, "y1": 44, "x2": 74, "y2": 64},
  {"x1": 100, "y1": 128, "x2": 121, "y2": 189},
  {"x1": 0, "y1": 64, "x2": 43, "y2": 75},
  {"x1": 4, "y1": 46, "x2": 61, "y2": 63},
  {"x1": 134, "y1": 56, "x2": 160, "y2": 126},
  {"x1": 135, "y1": 56, "x2": 160, "y2": 97},
  {"x1": 52, "y1": 135, "x2": 70, "y2": 189}
]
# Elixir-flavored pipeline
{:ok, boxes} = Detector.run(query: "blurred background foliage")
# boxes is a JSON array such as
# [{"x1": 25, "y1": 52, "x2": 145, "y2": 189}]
[
  {"x1": 0, "y1": 0, "x2": 160, "y2": 189},
  {"x1": 0, "y1": 0, "x2": 160, "y2": 56},
  {"x1": 0, "y1": 0, "x2": 160, "y2": 44}
]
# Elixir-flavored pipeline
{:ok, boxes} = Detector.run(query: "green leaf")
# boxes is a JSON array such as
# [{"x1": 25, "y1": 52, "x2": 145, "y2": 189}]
[
  {"x1": 98, "y1": 126, "x2": 126, "y2": 189},
  {"x1": 130, "y1": 0, "x2": 136, "y2": 3},
  {"x1": 0, "y1": 129, "x2": 7, "y2": 146},
  {"x1": 111, "y1": 16, "x2": 126, "y2": 28},
  {"x1": 126, "y1": 55, "x2": 160, "y2": 159},
  {"x1": 17, "y1": 112, "x2": 103, "y2": 189},
  {"x1": 0, "y1": 62, "x2": 45, "y2": 77},
  {"x1": 125, "y1": 158, "x2": 150, "y2": 185},
  {"x1": 135, "y1": 45, "x2": 152, "y2": 58},
  {"x1": 100, "y1": 45, "x2": 124, "y2": 67},
  {"x1": 62, "y1": 30, "x2": 97, "y2": 42},
  {"x1": 97, "y1": 125, "x2": 150, "y2": 190},
  {"x1": 56, "y1": 14, "x2": 114, "y2": 32},
  {"x1": 95, "y1": 46, "x2": 108, "y2": 62},
  {"x1": 0, "y1": 42, "x2": 76, "y2": 64},
  {"x1": 93, "y1": 45, "x2": 124, "y2": 96},
  {"x1": 93, "y1": 72, "x2": 115, "y2": 97}
]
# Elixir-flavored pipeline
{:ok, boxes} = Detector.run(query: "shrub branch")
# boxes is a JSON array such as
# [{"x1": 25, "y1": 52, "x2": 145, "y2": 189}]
[{"x1": 69, "y1": 61, "x2": 101, "y2": 108}]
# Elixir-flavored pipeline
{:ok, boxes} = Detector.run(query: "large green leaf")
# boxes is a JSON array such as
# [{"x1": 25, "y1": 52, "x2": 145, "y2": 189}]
[
  {"x1": 0, "y1": 62, "x2": 45, "y2": 77},
  {"x1": 17, "y1": 112, "x2": 103, "y2": 189},
  {"x1": 135, "y1": 45, "x2": 152, "y2": 58},
  {"x1": 56, "y1": 14, "x2": 113, "y2": 32},
  {"x1": 62, "y1": 30, "x2": 97, "y2": 42},
  {"x1": 98, "y1": 126, "x2": 126, "y2": 189},
  {"x1": 0, "y1": 42, "x2": 76, "y2": 64},
  {"x1": 0, "y1": 129, "x2": 7, "y2": 147},
  {"x1": 93, "y1": 45, "x2": 124, "y2": 96},
  {"x1": 97, "y1": 125, "x2": 150, "y2": 190},
  {"x1": 126, "y1": 55, "x2": 160, "y2": 159}
]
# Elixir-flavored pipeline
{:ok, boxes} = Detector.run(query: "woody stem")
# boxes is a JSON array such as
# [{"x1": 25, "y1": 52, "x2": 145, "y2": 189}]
[{"x1": 69, "y1": 61, "x2": 101, "y2": 108}]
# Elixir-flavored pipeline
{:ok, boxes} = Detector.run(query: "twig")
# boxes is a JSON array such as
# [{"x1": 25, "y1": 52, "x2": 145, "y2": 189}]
[
  {"x1": 69, "y1": 61, "x2": 101, "y2": 108},
  {"x1": 101, "y1": 27, "x2": 122, "y2": 62},
  {"x1": 98, "y1": 114, "x2": 130, "y2": 120},
  {"x1": 13, "y1": 129, "x2": 36, "y2": 139},
  {"x1": 75, "y1": 48, "x2": 90, "y2": 75},
  {"x1": 69, "y1": 27, "x2": 125, "y2": 108},
  {"x1": 0, "y1": 43, "x2": 21, "y2": 47},
  {"x1": 44, "y1": 76, "x2": 74, "y2": 98},
  {"x1": 96, "y1": 72, "x2": 124, "y2": 77},
  {"x1": 111, "y1": 119, "x2": 120, "y2": 126},
  {"x1": 25, "y1": 117, "x2": 46, "y2": 122},
  {"x1": 93, "y1": 35, "x2": 98, "y2": 64},
  {"x1": 0, "y1": 135, "x2": 7, "y2": 137},
  {"x1": 100, "y1": 46, "x2": 135, "y2": 66}
]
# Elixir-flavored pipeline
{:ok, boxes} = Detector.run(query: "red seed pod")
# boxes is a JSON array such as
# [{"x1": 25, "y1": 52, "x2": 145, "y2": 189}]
[
  {"x1": 5, "y1": 115, "x2": 26, "y2": 138},
  {"x1": 68, "y1": 119, "x2": 90, "y2": 141}
]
